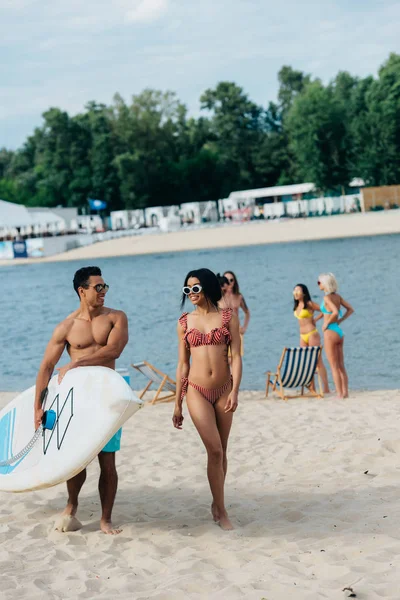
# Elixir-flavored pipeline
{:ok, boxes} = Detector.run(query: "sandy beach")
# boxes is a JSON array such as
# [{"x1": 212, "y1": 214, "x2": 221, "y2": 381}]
[
  {"x1": 1, "y1": 388, "x2": 400, "y2": 599},
  {"x1": 1, "y1": 210, "x2": 400, "y2": 266}
]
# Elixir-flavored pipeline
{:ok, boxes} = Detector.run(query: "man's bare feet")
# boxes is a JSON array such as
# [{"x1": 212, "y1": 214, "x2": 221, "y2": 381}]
[
  {"x1": 211, "y1": 502, "x2": 220, "y2": 522},
  {"x1": 218, "y1": 512, "x2": 234, "y2": 531},
  {"x1": 55, "y1": 504, "x2": 82, "y2": 532},
  {"x1": 100, "y1": 519, "x2": 122, "y2": 535}
]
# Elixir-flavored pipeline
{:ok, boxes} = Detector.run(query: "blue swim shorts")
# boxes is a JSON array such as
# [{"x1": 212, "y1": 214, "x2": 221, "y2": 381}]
[{"x1": 101, "y1": 428, "x2": 122, "y2": 453}]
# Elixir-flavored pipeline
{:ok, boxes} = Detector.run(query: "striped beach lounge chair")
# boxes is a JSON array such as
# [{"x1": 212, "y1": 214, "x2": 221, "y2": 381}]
[
  {"x1": 132, "y1": 361, "x2": 176, "y2": 405},
  {"x1": 265, "y1": 346, "x2": 323, "y2": 400}
]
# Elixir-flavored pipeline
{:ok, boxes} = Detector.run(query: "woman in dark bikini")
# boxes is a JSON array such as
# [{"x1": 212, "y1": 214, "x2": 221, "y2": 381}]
[{"x1": 173, "y1": 269, "x2": 242, "y2": 530}]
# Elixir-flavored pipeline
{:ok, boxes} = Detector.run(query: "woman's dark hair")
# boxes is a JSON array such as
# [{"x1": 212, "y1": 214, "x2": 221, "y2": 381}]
[
  {"x1": 181, "y1": 268, "x2": 222, "y2": 309},
  {"x1": 293, "y1": 283, "x2": 312, "y2": 311},
  {"x1": 223, "y1": 270, "x2": 240, "y2": 295},
  {"x1": 73, "y1": 266, "x2": 101, "y2": 297},
  {"x1": 216, "y1": 273, "x2": 229, "y2": 288}
]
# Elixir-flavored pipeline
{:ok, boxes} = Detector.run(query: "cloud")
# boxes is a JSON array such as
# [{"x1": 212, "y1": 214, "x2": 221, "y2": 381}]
[
  {"x1": 1, "y1": 0, "x2": 400, "y2": 148},
  {"x1": 0, "y1": 0, "x2": 169, "y2": 31},
  {"x1": 127, "y1": 0, "x2": 168, "y2": 22}
]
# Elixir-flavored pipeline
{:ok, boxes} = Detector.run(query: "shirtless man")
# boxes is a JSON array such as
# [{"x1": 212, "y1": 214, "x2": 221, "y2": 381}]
[{"x1": 34, "y1": 266, "x2": 128, "y2": 535}]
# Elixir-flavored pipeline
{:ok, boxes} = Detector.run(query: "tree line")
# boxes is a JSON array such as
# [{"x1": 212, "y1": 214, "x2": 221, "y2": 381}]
[{"x1": 1, "y1": 53, "x2": 400, "y2": 212}]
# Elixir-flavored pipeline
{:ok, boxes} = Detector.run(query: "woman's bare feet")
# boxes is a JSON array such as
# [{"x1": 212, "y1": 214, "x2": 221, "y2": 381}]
[
  {"x1": 218, "y1": 511, "x2": 234, "y2": 531},
  {"x1": 211, "y1": 502, "x2": 220, "y2": 522},
  {"x1": 100, "y1": 519, "x2": 122, "y2": 535}
]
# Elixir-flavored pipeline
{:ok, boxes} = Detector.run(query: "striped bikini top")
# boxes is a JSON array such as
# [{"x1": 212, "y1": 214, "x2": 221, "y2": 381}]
[{"x1": 179, "y1": 309, "x2": 232, "y2": 349}]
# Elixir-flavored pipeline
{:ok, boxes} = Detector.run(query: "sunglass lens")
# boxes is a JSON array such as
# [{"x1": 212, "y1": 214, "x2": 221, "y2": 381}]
[
  {"x1": 183, "y1": 287, "x2": 190, "y2": 295},
  {"x1": 192, "y1": 285, "x2": 201, "y2": 293}
]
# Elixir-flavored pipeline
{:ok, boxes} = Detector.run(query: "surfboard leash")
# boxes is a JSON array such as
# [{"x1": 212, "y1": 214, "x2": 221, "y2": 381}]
[{"x1": 0, "y1": 409, "x2": 57, "y2": 468}]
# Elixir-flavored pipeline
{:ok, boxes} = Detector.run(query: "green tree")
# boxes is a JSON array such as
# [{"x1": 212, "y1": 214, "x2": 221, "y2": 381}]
[
  {"x1": 278, "y1": 65, "x2": 311, "y2": 114},
  {"x1": 200, "y1": 81, "x2": 264, "y2": 190},
  {"x1": 86, "y1": 102, "x2": 120, "y2": 210},
  {"x1": 68, "y1": 113, "x2": 92, "y2": 208},
  {"x1": 286, "y1": 81, "x2": 349, "y2": 191},
  {"x1": 353, "y1": 54, "x2": 400, "y2": 185},
  {"x1": 33, "y1": 108, "x2": 72, "y2": 206}
]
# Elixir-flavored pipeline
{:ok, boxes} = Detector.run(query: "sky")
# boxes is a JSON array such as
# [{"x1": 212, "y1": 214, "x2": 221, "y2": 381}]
[{"x1": 1, "y1": 0, "x2": 399, "y2": 149}]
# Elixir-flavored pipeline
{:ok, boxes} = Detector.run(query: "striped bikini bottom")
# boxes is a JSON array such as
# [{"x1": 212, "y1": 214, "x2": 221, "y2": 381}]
[{"x1": 181, "y1": 376, "x2": 232, "y2": 405}]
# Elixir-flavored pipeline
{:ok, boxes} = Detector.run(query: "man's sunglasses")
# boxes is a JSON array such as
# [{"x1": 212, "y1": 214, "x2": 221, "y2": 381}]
[
  {"x1": 183, "y1": 284, "x2": 202, "y2": 295},
  {"x1": 89, "y1": 283, "x2": 110, "y2": 293}
]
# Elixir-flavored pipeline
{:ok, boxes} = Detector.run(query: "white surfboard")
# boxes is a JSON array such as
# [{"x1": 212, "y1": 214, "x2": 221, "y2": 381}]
[{"x1": 0, "y1": 367, "x2": 143, "y2": 493}]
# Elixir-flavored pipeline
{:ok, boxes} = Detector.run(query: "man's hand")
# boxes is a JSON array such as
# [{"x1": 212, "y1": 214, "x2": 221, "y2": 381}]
[
  {"x1": 56, "y1": 362, "x2": 75, "y2": 383},
  {"x1": 34, "y1": 407, "x2": 44, "y2": 431}
]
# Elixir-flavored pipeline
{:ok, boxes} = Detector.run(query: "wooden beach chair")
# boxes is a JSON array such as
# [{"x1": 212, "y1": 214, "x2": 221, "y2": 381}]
[
  {"x1": 131, "y1": 361, "x2": 176, "y2": 405},
  {"x1": 265, "y1": 346, "x2": 323, "y2": 400}
]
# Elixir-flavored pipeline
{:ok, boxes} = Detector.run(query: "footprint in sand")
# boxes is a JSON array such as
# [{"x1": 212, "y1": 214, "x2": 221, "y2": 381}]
[{"x1": 281, "y1": 510, "x2": 306, "y2": 522}]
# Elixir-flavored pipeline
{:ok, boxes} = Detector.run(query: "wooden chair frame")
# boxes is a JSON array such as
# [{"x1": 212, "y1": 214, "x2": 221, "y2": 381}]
[
  {"x1": 265, "y1": 347, "x2": 324, "y2": 401},
  {"x1": 131, "y1": 361, "x2": 176, "y2": 405}
]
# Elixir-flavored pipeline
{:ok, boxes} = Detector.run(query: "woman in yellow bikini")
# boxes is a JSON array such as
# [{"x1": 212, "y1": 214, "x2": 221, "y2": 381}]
[{"x1": 293, "y1": 284, "x2": 330, "y2": 394}]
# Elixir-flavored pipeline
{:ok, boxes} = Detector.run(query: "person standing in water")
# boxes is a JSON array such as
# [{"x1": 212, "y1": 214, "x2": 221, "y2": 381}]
[
  {"x1": 222, "y1": 270, "x2": 250, "y2": 358},
  {"x1": 292, "y1": 283, "x2": 330, "y2": 394},
  {"x1": 173, "y1": 268, "x2": 242, "y2": 530},
  {"x1": 34, "y1": 266, "x2": 128, "y2": 535},
  {"x1": 318, "y1": 273, "x2": 354, "y2": 399}
]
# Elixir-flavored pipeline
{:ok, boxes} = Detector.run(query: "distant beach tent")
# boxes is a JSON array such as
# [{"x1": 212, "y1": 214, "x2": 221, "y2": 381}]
[
  {"x1": 29, "y1": 210, "x2": 66, "y2": 234},
  {"x1": 0, "y1": 199, "x2": 33, "y2": 229},
  {"x1": 228, "y1": 183, "x2": 316, "y2": 203}
]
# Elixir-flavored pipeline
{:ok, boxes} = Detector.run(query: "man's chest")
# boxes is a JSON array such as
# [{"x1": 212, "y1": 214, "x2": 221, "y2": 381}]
[{"x1": 67, "y1": 317, "x2": 113, "y2": 349}]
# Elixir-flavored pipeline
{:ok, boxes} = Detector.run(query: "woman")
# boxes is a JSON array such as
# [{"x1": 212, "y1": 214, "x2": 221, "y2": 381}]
[
  {"x1": 217, "y1": 273, "x2": 230, "y2": 298},
  {"x1": 318, "y1": 273, "x2": 354, "y2": 398},
  {"x1": 222, "y1": 270, "x2": 250, "y2": 357},
  {"x1": 173, "y1": 268, "x2": 242, "y2": 530},
  {"x1": 293, "y1": 283, "x2": 330, "y2": 394}
]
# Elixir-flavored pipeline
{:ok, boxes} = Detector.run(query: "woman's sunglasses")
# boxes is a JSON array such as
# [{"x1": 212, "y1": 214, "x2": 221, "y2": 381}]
[
  {"x1": 227, "y1": 277, "x2": 235, "y2": 283},
  {"x1": 183, "y1": 284, "x2": 203, "y2": 295},
  {"x1": 89, "y1": 283, "x2": 110, "y2": 293}
]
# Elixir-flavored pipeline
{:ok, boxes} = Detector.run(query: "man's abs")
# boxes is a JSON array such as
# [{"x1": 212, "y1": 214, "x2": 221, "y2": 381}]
[{"x1": 68, "y1": 344, "x2": 116, "y2": 370}]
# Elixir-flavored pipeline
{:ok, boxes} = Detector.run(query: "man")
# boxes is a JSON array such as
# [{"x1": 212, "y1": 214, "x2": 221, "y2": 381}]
[{"x1": 34, "y1": 266, "x2": 128, "y2": 535}]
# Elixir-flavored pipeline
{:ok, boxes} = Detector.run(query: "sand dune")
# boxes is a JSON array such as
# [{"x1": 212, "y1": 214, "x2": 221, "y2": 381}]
[{"x1": 1, "y1": 389, "x2": 400, "y2": 599}]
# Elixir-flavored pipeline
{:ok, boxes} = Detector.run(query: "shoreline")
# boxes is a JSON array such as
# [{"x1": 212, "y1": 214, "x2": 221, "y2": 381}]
[{"x1": 1, "y1": 210, "x2": 400, "y2": 266}]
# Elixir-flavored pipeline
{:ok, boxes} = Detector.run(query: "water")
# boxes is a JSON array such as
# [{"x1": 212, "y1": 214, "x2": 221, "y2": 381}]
[{"x1": 0, "y1": 234, "x2": 398, "y2": 392}]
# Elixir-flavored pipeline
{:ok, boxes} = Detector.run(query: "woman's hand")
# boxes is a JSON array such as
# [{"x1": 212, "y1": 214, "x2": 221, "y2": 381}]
[
  {"x1": 225, "y1": 391, "x2": 238, "y2": 413},
  {"x1": 322, "y1": 323, "x2": 328, "y2": 332},
  {"x1": 172, "y1": 405, "x2": 184, "y2": 429},
  {"x1": 239, "y1": 326, "x2": 246, "y2": 335}
]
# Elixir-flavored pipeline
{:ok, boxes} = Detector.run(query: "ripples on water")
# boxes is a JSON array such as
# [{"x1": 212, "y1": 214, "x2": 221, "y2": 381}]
[{"x1": 1, "y1": 234, "x2": 398, "y2": 391}]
